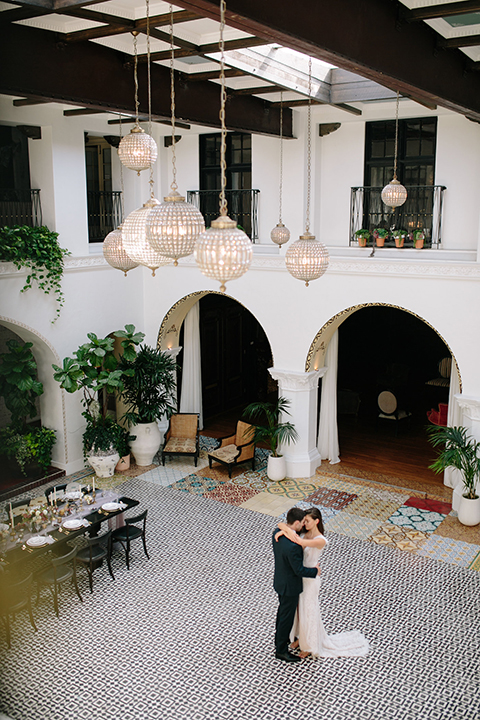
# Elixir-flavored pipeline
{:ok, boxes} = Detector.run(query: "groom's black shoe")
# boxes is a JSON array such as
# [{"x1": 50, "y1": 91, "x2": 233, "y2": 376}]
[{"x1": 275, "y1": 651, "x2": 302, "y2": 663}]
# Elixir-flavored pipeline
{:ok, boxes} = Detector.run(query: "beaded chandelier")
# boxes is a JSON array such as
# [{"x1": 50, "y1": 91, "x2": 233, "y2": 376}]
[
  {"x1": 118, "y1": 30, "x2": 158, "y2": 175},
  {"x1": 103, "y1": 225, "x2": 139, "y2": 276},
  {"x1": 381, "y1": 91, "x2": 407, "y2": 208},
  {"x1": 123, "y1": 198, "x2": 171, "y2": 276},
  {"x1": 194, "y1": 0, "x2": 252, "y2": 292},
  {"x1": 271, "y1": 94, "x2": 290, "y2": 248},
  {"x1": 285, "y1": 58, "x2": 329, "y2": 286},
  {"x1": 146, "y1": 6, "x2": 205, "y2": 264}
]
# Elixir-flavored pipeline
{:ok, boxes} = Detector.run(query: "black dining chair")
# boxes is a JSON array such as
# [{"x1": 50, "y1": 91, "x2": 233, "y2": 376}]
[
  {"x1": 0, "y1": 573, "x2": 37, "y2": 648},
  {"x1": 112, "y1": 510, "x2": 149, "y2": 570},
  {"x1": 76, "y1": 530, "x2": 114, "y2": 593},
  {"x1": 44, "y1": 483, "x2": 68, "y2": 502},
  {"x1": 36, "y1": 546, "x2": 83, "y2": 617}
]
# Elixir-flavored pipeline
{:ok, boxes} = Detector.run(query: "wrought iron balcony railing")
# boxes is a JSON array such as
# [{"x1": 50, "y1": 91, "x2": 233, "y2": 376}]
[
  {"x1": 87, "y1": 190, "x2": 122, "y2": 243},
  {"x1": 0, "y1": 189, "x2": 42, "y2": 227},
  {"x1": 186, "y1": 189, "x2": 260, "y2": 241},
  {"x1": 349, "y1": 185, "x2": 446, "y2": 248}
]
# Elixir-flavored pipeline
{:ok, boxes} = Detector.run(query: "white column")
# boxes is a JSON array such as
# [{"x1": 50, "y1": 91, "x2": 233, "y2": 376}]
[
  {"x1": 269, "y1": 367, "x2": 326, "y2": 479},
  {"x1": 450, "y1": 395, "x2": 480, "y2": 510},
  {"x1": 157, "y1": 346, "x2": 182, "y2": 441}
]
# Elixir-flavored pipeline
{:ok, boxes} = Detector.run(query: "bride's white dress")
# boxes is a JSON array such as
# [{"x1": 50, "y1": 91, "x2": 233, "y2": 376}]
[{"x1": 290, "y1": 537, "x2": 370, "y2": 658}]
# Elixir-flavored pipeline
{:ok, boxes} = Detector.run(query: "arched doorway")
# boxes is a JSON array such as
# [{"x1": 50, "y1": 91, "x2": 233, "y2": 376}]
[
  {"x1": 307, "y1": 304, "x2": 460, "y2": 484},
  {"x1": 158, "y1": 292, "x2": 274, "y2": 433}
]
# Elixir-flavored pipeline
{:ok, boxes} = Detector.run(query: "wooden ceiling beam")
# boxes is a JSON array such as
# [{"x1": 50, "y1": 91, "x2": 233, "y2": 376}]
[
  {"x1": 13, "y1": 96, "x2": 51, "y2": 106},
  {"x1": 402, "y1": 1, "x2": 480, "y2": 22},
  {"x1": 1, "y1": 23, "x2": 292, "y2": 137},
  {"x1": 231, "y1": 85, "x2": 283, "y2": 95},
  {"x1": 171, "y1": 0, "x2": 480, "y2": 121},
  {"x1": 185, "y1": 68, "x2": 245, "y2": 81},
  {"x1": 438, "y1": 33, "x2": 480, "y2": 49},
  {"x1": 107, "y1": 116, "x2": 191, "y2": 130},
  {"x1": 139, "y1": 36, "x2": 266, "y2": 63},
  {"x1": 61, "y1": 9, "x2": 197, "y2": 44}
]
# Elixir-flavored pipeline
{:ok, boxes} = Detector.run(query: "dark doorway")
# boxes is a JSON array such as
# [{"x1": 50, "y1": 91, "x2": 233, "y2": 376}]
[
  {"x1": 335, "y1": 306, "x2": 451, "y2": 484},
  {"x1": 178, "y1": 295, "x2": 272, "y2": 423}
]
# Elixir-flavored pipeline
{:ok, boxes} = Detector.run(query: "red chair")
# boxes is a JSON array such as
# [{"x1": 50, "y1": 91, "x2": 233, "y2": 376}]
[{"x1": 427, "y1": 403, "x2": 448, "y2": 426}]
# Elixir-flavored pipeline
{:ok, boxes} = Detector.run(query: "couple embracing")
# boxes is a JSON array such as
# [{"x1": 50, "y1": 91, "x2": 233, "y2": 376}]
[{"x1": 272, "y1": 506, "x2": 369, "y2": 663}]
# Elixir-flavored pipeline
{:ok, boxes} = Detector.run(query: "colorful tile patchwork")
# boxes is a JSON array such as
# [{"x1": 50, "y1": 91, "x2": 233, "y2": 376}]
[
  {"x1": 346, "y1": 494, "x2": 400, "y2": 522},
  {"x1": 203, "y1": 482, "x2": 259, "y2": 506},
  {"x1": 433, "y1": 513, "x2": 480, "y2": 544},
  {"x1": 388, "y1": 505, "x2": 447, "y2": 533},
  {"x1": 230, "y1": 469, "x2": 270, "y2": 491},
  {"x1": 239, "y1": 491, "x2": 299, "y2": 517},
  {"x1": 324, "y1": 511, "x2": 382, "y2": 541},
  {"x1": 140, "y1": 457, "x2": 209, "y2": 487},
  {"x1": 369, "y1": 522, "x2": 429, "y2": 553},
  {"x1": 469, "y1": 551, "x2": 480, "y2": 571},
  {"x1": 265, "y1": 478, "x2": 319, "y2": 499},
  {"x1": 416, "y1": 535, "x2": 480, "y2": 568},
  {"x1": 404, "y1": 496, "x2": 452, "y2": 515},
  {"x1": 276, "y1": 500, "x2": 339, "y2": 524},
  {"x1": 304, "y1": 486, "x2": 357, "y2": 510},
  {"x1": 196, "y1": 463, "x2": 245, "y2": 482},
  {"x1": 170, "y1": 474, "x2": 222, "y2": 495}
]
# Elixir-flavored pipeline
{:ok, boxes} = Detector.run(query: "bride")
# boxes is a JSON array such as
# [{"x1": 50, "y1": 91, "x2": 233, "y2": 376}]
[{"x1": 277, "y1": 507, "x2": 369, "y2": 659}]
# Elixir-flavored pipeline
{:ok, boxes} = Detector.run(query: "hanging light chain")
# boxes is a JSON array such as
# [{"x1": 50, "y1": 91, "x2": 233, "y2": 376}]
[
  {"x1": 279, "y1": 92, "x2": 284, "y2": 224},
  {"x1": 219, "y1": 0, "x2": 228, "y2": 217},
  {"x1": 119, "y1": 114, "x2": 125, "y2": 220},
  {"x1": 133, "y1": 32, "x2": 140, "y2": 125},
  {"x1": 305, "y1": 57, "x2": 312, "y2": 234},
  {"x1": 169, "y1": 4, "x2": 178, "y2": 191},
  {"x1": 394, "y1": 89, "x2": 399, "y2": 179},
  {"x1": 146, "y1": 0, "x2": 155, "y2": 198}
]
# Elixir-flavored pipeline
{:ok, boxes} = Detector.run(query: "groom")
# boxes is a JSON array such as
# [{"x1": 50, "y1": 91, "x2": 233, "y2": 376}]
[{"x1": 272, "y1": 507, "x2": 319, "y2": 663}]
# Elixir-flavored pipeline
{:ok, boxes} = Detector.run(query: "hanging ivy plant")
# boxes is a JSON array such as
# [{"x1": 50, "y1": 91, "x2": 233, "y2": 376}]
[{"x1": 0, "y1": 225, "x2": 70, "y2": 321}]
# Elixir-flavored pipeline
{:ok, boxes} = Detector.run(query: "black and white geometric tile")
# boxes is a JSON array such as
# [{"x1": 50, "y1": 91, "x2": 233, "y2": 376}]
[{"x1": 1, "y1": 475, "x2": 479, "y2": 720}]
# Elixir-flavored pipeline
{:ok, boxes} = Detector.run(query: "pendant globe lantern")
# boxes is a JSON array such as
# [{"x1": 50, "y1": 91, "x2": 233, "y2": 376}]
[
  {"x1": 271, "y1": 94, "x2": 290, "y2": 248},
  {"x1": 285, "y1": 58, "x2": 329, "y2": 286},
  {"x1": 118, "y1": 30, "x2": 158, "y2": 175},
  {"x1": 146, "y1": 6, "x2": 205, "y2": 264},
  {"x1": 194, "y1": 0, "x2": 252, "y2": 292},
  {"x1": 103, "y1": 225, "x2": 139, "y2": 276},
  {"x1": 381, "y1": 91, "x2": 407, "y2": 208}
]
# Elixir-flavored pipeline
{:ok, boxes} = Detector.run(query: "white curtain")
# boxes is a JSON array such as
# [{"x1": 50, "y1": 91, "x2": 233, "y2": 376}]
[
  {"x1": 444, "y1": 361, "x2": 462, "y2": 489},
  {"x1": 179, "y1": 303, "x2": 203, "y2": 429},
  {"x1": 317, "y1": 330, "x2": 340, "y2": 464}
]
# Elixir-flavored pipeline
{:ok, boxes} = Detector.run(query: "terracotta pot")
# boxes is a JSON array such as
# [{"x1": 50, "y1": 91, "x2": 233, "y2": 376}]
[
  {"x1": 375, "y1": 236, "x2": 386, "y2": 247},
  {"x1": 115, "y1": 454, "x2": 131, "y2": 472},
  {"x1": 357, "y1": 237, "x2": 368, "y2": 247},
  {"x1": 415, "y1": 237, "x2": 424, "y2": 249},
  {"x1": 394, "y1": 236, "x2": 405, "y2": 248}
]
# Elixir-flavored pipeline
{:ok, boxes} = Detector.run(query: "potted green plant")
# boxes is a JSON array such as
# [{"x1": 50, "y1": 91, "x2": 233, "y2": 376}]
[
  {"x1": 0, "y1": 339, "x2": 56, "y2": 477},
  {"x1": 373, "y1": 228, "x2": 388, "y2": 247},
  {"x1": 411, "y1": 229, "x2": 425, "y2": 249},
  {"x1": 354, "y1": 229, "x2": 370, "y2": 247},
  {"x1": 428, "y1": 425, "x2": 480, "y2": 526},
  {"x1": 243, "y1": 396, "x2": 298, "y2": 481},
  {"x1": 52, "y1": 324, "x2": 144, "y2": 476},
  {"x1": 120, "y1": 345, "x2": 177, "y2": 466},
  {"x1": 391, "y1": 228, "x2": 407, "y2": 248}
]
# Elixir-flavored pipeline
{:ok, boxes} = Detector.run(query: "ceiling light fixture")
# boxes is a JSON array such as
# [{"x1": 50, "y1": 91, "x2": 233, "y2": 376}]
[
  {"x1": 285, "y1": 58, "x2": 329, "y2": 287},
  {"x1": 270, "y1": 92, "x2": 290, "y2": 249},
  {"x1": 194, "y1": 0, "x2": 252, "y2": 293},
  {"x1": 381, "y1": 91, "x2": 407, "y2": 208},
  {"x1": 146, "y1": 5, "x2": 205, "y2": 265}
]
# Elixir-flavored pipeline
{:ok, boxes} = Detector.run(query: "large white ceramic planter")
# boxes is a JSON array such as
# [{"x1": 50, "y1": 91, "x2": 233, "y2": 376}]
[
  {"x1": 129, "y1": 422, "x2": 161, "y2": 466},
  {"x1": 87, "y1": 453, "x2": 120, "y2": 478},
  {"x1": 457, "y1": 495, "x2": 480, "y2": 526},
  {"x1": 267, "y1": 455, "x2": 287, "y2": 482}
]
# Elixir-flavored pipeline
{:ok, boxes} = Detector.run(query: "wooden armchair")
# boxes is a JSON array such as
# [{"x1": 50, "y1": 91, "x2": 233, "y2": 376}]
[
  {"x1": 207, "y1": 421, "x2": 256, "y2": 478},
  {"x1": 161, "y1": 413, "x2": 200, "y2": 466}
]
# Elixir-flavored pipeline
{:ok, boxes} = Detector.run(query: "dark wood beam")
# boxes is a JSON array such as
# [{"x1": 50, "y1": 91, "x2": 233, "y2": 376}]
[
  {"x1": 63, "y1": 108, "x2": 104, "y2": 116},
  {"x1": 107, "y1": 117, "x2": 191, "y2": 130},
  {"x1": 438, "y1": 33, "x2": 480, "y2": 49},
  {"x1": 185, "y1": 68, "x2": 245, "y2": 81},
  {"x1": 13, "y1": 97, "x2": 51, "y2": 106},
  {"x1": 60, "y1": 10, "x2": 197, "y2": 44},
  {"x1": 231, "y1": 85, "x2": 281, "y2": 95},
  {"x1": 402, "y1": 1, "x2": 480, "y2": 22},
  {"x1": 0, "y1": 5, "x2": 52, "y2": 23},
  {"x1": 139, "y1": 36, "x2": 266, "y2": 63},
  {"x1": 171, "y1": 0, "x2": 480, "y2": 121},
  {"x1": 145, "y1": 27, "x2": 198, "y2": 52},
  {"x1": 333, "y1": 103, "x2": 362, "y2": 116},
  {"x1": 270, "y1": 98, "x2": 323, "y2": 108},
  {"x1": 1, "y1": 23, "x2": 293, "y2": 137}
]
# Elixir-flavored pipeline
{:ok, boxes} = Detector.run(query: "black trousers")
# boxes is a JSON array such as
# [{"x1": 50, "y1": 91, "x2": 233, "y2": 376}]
[{"x1": 275, "y1": 592, "x2": 299, "y2": 654}]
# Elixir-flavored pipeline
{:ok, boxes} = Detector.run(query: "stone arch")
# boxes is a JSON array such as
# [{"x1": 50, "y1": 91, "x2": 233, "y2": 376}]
[
  {"x1": 0, "y1": 316, "x2": 67, "y2": 467},
  {"x1": 305, "y1": 302, "x2": 461, "y2": 390}
]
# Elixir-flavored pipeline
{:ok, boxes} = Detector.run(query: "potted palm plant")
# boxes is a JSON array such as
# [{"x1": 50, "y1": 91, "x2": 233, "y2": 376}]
[
  {"x1": 52, "y1": 325, "x2": 144, "y2": 476},
  {"x1": 354, "y1": 229, "x2": 370, "y2": 247},
  {"x1": 120, "y1": 345, "x2": 177, "y2": 466},
  {"x1": 428, "y1": 425, "x2": 480, "y2": 526},
  {"x1": 243, "y1": 396, "x2": 298, "y2": 481},
  {"x1": 373, "y1": 228, "x2": 388, "y2": 247}
]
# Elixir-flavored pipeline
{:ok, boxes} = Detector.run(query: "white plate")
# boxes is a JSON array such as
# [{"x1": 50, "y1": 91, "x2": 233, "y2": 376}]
[
  {"x1": 27, "y1": 536, "x2": 48, "y2": 547},
  {"x1": 64, "y1": 491, "x2": 83, "y2": 500},
  {"x1": 63, "y1": 519, "x2": 83, "y2": 530},
  {"x1": 101, "y1": 503, "x2": 122, "y2": 512}
]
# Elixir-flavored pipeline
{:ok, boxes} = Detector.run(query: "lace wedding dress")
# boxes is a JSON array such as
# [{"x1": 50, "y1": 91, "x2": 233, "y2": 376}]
[{"x1": 290, "y1": 537, "x2": 370, "y2": 658}]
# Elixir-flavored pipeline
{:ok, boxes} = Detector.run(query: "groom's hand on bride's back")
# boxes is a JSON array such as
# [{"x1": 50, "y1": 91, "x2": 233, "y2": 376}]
[{"x1": 316, "y1": 564, "x2": 321, "y2": 576}]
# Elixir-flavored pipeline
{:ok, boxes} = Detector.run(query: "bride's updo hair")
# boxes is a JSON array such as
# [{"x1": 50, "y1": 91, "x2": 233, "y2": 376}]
[{"x1": 305, "y1": 507, "x2": 325, "y2": 536}]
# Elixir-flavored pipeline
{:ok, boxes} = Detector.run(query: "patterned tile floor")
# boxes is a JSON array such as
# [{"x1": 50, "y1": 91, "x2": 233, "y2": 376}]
[{"x1": 1, "y1": 442, "x2": 480, "y2": 720}]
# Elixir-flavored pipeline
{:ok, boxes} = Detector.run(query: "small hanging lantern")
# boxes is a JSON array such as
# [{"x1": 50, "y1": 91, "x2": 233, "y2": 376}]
[
  {"x1": 381, "y1": 91, "x2": 407, "y2": 208},
  {"x1": 103, "y1": 225, "x2": 139, "y2": 276},
  {"x1": 271, "y1": 93, "x2": 290, "y2": 248},
  {"x1": 122, "y1": 198, "x2": 171, "y2": 276}
]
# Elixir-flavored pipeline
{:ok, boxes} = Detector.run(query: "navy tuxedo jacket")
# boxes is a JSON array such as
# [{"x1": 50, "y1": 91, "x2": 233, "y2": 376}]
[{"x1": 272, "y1": 529, "x2": 318, "y2": 596}]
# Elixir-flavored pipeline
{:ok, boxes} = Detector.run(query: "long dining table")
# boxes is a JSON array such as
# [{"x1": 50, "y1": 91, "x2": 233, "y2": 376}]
[{"x1": 2, "y1": 494, "x2": 139, "y2": 570}]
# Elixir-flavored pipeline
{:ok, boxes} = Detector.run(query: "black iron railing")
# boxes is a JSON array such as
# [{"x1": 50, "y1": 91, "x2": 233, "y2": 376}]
[
  {"x1": 186, "y1": 189, "x2": 259, "y2": 241},
  {"x1": 0, "y1": 189, "x2": 42, "y2": 227},
  {"x1": 349, "y1": 185, "x2": 446, "y2": 248},
  {"x1": 87, "y1": 190, "x2": 122, "y2": 243}
]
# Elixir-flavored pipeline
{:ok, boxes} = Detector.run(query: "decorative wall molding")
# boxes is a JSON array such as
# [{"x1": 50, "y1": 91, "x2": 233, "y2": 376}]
[
  {"x1": 456, "y1": 395, "x2": 480, "y2": 422},
  {"x1": 269, "y1": 368, "x2": 323, "y2": 391},
  {"x1": 0, "y1": 256, "x2": 108, "y2": 277}
]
